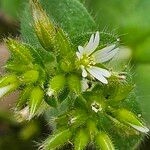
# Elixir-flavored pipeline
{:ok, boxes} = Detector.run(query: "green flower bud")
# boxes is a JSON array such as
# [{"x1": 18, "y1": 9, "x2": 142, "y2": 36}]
[
  {"x1": 21, "y1": 70, "x2": 39, "y2": 84},
  {"x1": 5, "y1": 63, "x2": 31, "y2": 73},
  {"x1": 47, "y1": 75, "x2": 66, "y2": 96},
  {"x1": 95, "y1": 132, "x2": 115, "y2": 150},
  {"x1": 41, "y1": 129, "x2": 72, "y2": 150},
  {"x1": 74, "y1": 129, "x2": 89, "y2": 150},
  {"x1": 0, "y1": 75, "x2": 18, "y2": 87},
  {"x1": 0, "y1": 75, "x2": 19, "y2": 99},
  {"x1": 68, "y1": 74, "x2": 81, "y2": 94},
  {"x1": 6, "y1": 39, "x2": 33, "y2": 64},
  {"x1": 31, "y1": 1, "x2": 73, "y2": 55},
  {"x1": 87, "y1": 119, "x2": 98, "y2": 140},
  {"x1": 29, "y1": 86, "x2": 44, "y2": 119},
  {"x1": 60, "y1": 59, "x2": 74, "y2": 73},
  {"x1": 16, "y1": 85, "x2": 33, "y2": 109},
  {"x1": 0, "y1": 83, "x2": 19, "y2": 99},
  {"x1": 116, "y1": 109, "x2": 149, "y2": 133}
]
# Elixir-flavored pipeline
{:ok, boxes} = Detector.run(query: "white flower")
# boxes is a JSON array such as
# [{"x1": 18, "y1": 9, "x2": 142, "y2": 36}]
[{"x1": 76, "y1": 31, "x2": 118, "y2": 84}]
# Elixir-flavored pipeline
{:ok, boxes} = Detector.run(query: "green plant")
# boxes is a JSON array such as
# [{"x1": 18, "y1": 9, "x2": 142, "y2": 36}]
[{"x1": 0, "y1": 0, "x2": 149, "y2": 149}]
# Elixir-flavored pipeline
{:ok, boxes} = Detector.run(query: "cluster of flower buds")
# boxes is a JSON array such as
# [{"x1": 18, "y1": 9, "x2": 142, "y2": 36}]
[{"x1": 0, "y1": 1, "x2": 149, "y2": 150}]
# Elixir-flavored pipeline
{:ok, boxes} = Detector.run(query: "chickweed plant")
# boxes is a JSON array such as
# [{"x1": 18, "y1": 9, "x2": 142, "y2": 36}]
[{"x1": 0, "y1": 0, "x2": 149, "y2": 149}]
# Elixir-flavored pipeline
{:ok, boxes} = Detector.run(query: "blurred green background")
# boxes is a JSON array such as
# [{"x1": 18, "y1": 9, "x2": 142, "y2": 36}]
[{"x1": 0, "y1": 0, "x2": 150, "y2": 149}]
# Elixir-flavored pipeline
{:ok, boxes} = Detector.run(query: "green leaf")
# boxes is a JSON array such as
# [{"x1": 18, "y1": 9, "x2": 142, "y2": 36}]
[
  {"x1": 135, "y1": 64, "x2": 150, "y2": 123},
  {"x1": 0, "y1": 0, "x2": 25, "y2": 19}
]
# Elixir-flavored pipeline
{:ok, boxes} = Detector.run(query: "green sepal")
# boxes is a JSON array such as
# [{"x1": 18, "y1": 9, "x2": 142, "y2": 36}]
[
  {"x1": 42, "y1": 129, "x2": 72, "y2": 150},
  {"x1": 29, "y1": 86, "x2": 44, "y2": 119},
  {"x1": 86, "y1": 119, "x2": 98, "y2": 140},
  {"x1": 6, "y1": 39, "x2": 33, "y2": 64},
  {"x1": 67, "y1": 74, "x2": 81, "y2": 94},
  {"x1": 48, "y1": 75, "x2": 66, "y2": 94},
  {"x1": 21, "y1": 70, "x2": 39, "y2": 84},
  {"x1": 59, "y1": 58, "x2": 75, "y2": 73},
  {"x1": 0, "y1": 75, "x2": 18, "y2": 87},
  {"x1": 95, "y1": 132, "x2": 115, "y2": 150},
  {"x1": 74, "y1": 129, "x2": 89, "y2": 150},
  {"x1": 103, "y1": 80, "x2": 134, "y2": 103},
  {"x1": 16, "y1": 85, "x2": 33, "y2": 109},
  {"x1": 115, "y1": 109, "x2": 149, "y2": 133},
  {"x1": 5, "y1": 62, "x2": 32, "y2": 74},
  {"x1": 0, "y1": 83, "x2": 19, "y2": 99}
]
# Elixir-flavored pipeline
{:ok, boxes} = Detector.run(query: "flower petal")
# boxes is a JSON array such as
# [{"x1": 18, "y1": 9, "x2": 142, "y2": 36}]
[
  {"x1": 83, "y1": 34, "x2": 94, "y2": 54},
  {"x1": 89, "y1": 66, "x2": 111, "y2": 77},
  {"x1": 81, "y1": 78, "x2": 89, "y2": 92},
  {"x1": 93, "y1": 45, "x2": 118, "y2": 63},
  {"x1": 76, "y1": 52, "x2": 81, "y2": 59},
  {"x1": 83, "y1": 32, "x2": 100, "y2": 55},
  {"x1": 78, "y1": 46, "x2": 84, "y2": 53},
  {"x1": 92, "y1": 31, "x2": 100, "y2": 52},
  {"x1": 81, "y1": 67, "x2": 88, "y2": 77},
  {"x1": 87, "y1": 67, "x2": 109, "y2": 84}
]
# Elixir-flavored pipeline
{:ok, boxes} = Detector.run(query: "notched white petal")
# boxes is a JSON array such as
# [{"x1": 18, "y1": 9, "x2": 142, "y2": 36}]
[
  {"x1": 87, "y1": 67, "x2": 108, "y2": 84},
  {"x1": 93, "y1": 44, "x2": 118, "y2": 63},
  {"x1": 92, "y1": 31, "x2": 100, "y2": 52},
  {"x1": 76, "y1": 52, "x2": 81, "y2": 59},
  {"x1": 78, "y1": 46, "x2": 84, "y2": 53},
  {"x1": 100, "y1": 48, "x2": 119, "y2": 63}
]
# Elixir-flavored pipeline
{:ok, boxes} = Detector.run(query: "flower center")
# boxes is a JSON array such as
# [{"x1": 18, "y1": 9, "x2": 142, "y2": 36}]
[{"x1": 80, "y1": 54, "x2": 95, "y2": 67}]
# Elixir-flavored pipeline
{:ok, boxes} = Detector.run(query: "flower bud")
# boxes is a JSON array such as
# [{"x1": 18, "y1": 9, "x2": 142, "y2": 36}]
[
  {"x1": 16, "y1": 85, "x2": 33, "y2": 109},
  {"x1": 67, "y1": 74, "x2": 81, "y2": 94},
  {"x1": 95, "y1": 132, "x2": 115, "y2": 150},
  {"x1": 31, "y1": 0, "x2": 57, "y2": 51},
  {"x1": 0, "y1": 75, "x2": 19, "y2": 99},
  {"x1": 5, "y1": 62, "x2": 31, "y2": 73},
  {"x1": 41, "y1": 129, "x2": 72, "y2": 150},
  {"x1": 87, "y1": 119, "x2": 98, "y2": 139},
  {"x1": 31, "y1": 1, "x2": 73, "y2": 55},
  {"x1": 6, "y1": 39, "x2": 33, "y2": 64},
  {"x1": 74, "y1": 129, "x2": 89, "y2": 150},
  {"x1": 29, "y1": 86, "x2": 44, "y2": 119},
  {"x1": 116, "y1": 109, "x2": 149, "y2": 133},
  {"x1": 0, "y1": 75, "x2": 18, "y2": 87},
  {"x1": 47, "y1": 75, "x2": 66, "y2": 96},
  {"x1": 21, "y1": 70, "x2": 39, "y2": 84},
  {"x1": 0, "y1": 83, "x2": 19, "y2": 99}
]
